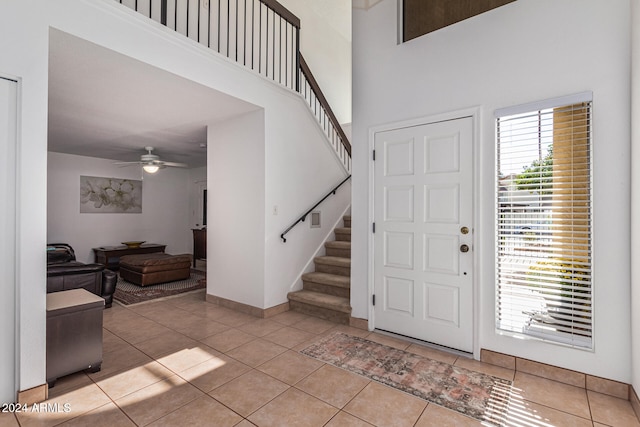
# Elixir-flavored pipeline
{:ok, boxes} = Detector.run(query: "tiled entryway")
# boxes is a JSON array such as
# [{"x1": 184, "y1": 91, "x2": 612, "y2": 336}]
[{"x1": 2, "y1": 290, "x2": 638, "y2": 427}]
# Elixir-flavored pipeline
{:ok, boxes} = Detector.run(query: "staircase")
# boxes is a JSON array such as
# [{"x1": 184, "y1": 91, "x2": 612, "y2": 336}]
[
  {"x1": 287, "y1": 215, "x2": 352, "y2": 324},
  {"x1": 117, "y1": 0, "x2": 352, "y2": 173}
]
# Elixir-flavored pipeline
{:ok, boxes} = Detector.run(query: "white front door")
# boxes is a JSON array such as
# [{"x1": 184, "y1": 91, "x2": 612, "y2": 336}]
[{"x1": 373, "y1": 117, "x2": 473, "y2": 352}]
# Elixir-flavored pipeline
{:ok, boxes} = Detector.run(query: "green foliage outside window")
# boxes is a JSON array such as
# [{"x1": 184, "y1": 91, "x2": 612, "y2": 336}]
[{"x1": 515, "y1": 146, "x2": 553, "y2": 195}]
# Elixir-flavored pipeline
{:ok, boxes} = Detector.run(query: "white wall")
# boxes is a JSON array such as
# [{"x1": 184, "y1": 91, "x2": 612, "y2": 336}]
[
  {"x1": 48, "y1": 152, "x2": 192, "y2": 263},
  {"x1": 631, "y1": 0, "x2": 640, "y2": 395},
  {"x1": 278, "y1": 0, "x2": 352, "y2": 125},
  {"x1": 0, "y1": 0, "x2": 49, "y2": 394},
  {"x1": 267, "y1": 182, "x2": 351, "y2": 303},
  {"x1": 1, "y1": 0, "x2": 349, "y2": 393},
  {"x1": 353, "y1": 0, "x2": 632, "y2": 382},
  {"x1": 207, "y1": 112, "x2": 266, "y2": 308},
  {"x1": 263, "y1": 92, "x2": 351, "y2": 308},
  {"x1": 42, "y1": 0, "x2": 348, "y2": 313},
  {"x1": 0, "y1": 77, "x2": 18, "y2": 403},
  {"x1": 207, "y1": 103, "x2": 351, "y2": 310}
]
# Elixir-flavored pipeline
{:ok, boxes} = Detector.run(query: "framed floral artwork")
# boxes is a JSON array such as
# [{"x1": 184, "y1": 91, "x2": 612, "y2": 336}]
[{"x1": 80, "y1": 176, "x2": 142, "y2": 213}]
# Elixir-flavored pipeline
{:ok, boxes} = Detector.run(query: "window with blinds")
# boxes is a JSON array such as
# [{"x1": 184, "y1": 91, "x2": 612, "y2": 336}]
[{"x1": 495, "y1": 93, "x2": 593, "y2": 349}]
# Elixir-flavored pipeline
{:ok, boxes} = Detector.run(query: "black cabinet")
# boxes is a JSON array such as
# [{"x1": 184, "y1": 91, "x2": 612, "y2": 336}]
[{"x1": 192, "y1": 229, "x2": 206, "y2": 267}]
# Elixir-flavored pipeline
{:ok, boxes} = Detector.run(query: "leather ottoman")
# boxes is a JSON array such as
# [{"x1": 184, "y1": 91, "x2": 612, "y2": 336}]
[{"x1": 119, "y1": 253, "x2": 192, "y2": 286}]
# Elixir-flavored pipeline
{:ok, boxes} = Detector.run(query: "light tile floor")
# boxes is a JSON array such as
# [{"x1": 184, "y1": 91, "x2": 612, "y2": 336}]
[{"x1": 2, "y1": 290, "x2": 639, "y2": 427}]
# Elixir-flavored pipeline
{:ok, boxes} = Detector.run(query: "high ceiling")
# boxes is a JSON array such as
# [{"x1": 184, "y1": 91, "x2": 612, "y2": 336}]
[{"x1": 48, "y1": 29, "x2": 260, "y2": 169}]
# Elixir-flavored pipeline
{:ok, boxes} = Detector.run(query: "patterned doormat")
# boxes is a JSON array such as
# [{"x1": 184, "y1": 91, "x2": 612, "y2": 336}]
[
  {"x1": 113, "y1": 270, "x2": 206, "y2": 305},
  {"x1": 300, "y1": 332, "x2": 512, "y2": 425}
]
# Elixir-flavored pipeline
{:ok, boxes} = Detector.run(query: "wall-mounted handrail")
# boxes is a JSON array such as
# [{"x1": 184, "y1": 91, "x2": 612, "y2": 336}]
[{"x1": 280, "y1": 175, "x2": 351, "y2": 242}]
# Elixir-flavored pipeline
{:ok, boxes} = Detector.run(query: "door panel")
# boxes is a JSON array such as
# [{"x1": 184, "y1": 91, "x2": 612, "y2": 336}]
[
  {"x1": 384, "y1": 276, "x2": 414, "y2": 315},
  {"x1": 384, "y1": 139, "x2": 415, "y2": 176},
  {"x1": 423, "y1": 234, "x2": 458, "y2": 274},
  {"x1": 425, "y1": 184, "x2": 459, "y2": 223},
  {"x1": 424, "y1": 283, "x2": 459, "y2": 325},
  {"x1": 374, "y1": 117, "x2": 473, "y2": 352},
  {"x1": 384, "y1": 231, "x2": 413, "y2": 269},
  {"x1": 385, "y1": 186, "x2": 414, "y2": 222},
  {"x1": 424, "y1": 133, "x2": 459, "y2": 173}
]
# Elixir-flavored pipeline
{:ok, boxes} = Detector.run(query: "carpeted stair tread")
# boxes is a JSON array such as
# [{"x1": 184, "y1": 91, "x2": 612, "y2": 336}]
[
  {"x1": 325, "y1": 240, "x2": 351, "y2": 258},
  {"x1": 314, "y1": 256, "x2": 351, "y2": 267},
  {"x1": 325, "y1": 241, "x2": 351, "y2": 250},
  {"x1": 302, "y1": 272, "x2": 350, "y2": 288},
  {"x1": 334, "y1": 227, "x2": 351, "y2": 242},
  {"x1": 287, "y1": 290, "x2": 351, "y2": 313},
  {"x1": 334, "y1": 227, "x2": 351, "y2": 234},
  {"x1": 287, "y1": 218, "x2": 353, "y2": 324}
]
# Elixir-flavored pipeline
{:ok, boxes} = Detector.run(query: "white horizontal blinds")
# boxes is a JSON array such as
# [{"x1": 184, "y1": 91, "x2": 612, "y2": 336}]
[{"x1": 496, "y1": 99, "x2": 592, "y2": 349}]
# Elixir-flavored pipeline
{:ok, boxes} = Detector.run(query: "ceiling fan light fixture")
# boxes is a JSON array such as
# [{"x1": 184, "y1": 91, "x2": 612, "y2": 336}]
[
  {"x1": 142, "y1": 164, "x2": 159, "y2": 174},
  {"x1": 113, "y1": 147, "x2": 187, "y2": 171}
]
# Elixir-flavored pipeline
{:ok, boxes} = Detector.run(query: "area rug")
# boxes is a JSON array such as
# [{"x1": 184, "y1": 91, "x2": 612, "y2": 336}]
[
  {"x1": 300, "y1": 332, "x2": 512, "y2": 425},
  {"x1": 113, "y1": 269, "x2": 206, "y2": 305}
]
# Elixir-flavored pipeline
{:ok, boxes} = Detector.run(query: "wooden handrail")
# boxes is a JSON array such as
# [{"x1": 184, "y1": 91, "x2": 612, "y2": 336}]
[
  {"x1": 261, "y1": 0, "x2": 300, "y2": 28},
  {"x1": 299, "y1": 55, "x2": 352, "y2": 156},
  {"x1": 122, "y1": 0, "x2": 349, "y2": 163}
]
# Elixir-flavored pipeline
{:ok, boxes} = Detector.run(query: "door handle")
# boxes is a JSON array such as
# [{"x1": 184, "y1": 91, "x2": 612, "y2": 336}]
[{"x1": 460, "y1": 244, "x2": 469, "y2": 253}]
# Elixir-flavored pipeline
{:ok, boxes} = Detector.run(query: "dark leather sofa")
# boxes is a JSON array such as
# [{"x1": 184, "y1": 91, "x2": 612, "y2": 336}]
[{"x1": 47, "y1": 243, "x2": 117, "y2": 308}]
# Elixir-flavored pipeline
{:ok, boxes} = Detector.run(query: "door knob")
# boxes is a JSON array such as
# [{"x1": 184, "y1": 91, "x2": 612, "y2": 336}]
[
  {"x1": 460, "y1": 244, "x2": 469, "y2": 253},
  {"x1": 461, "y1": 226, "x2": 469, "y2": 235}
]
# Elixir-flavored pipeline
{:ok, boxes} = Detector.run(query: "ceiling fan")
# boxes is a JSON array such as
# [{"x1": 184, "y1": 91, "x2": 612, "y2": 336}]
[{"x1": 114, "y1": 146, "x2": 188, "y2": 173}]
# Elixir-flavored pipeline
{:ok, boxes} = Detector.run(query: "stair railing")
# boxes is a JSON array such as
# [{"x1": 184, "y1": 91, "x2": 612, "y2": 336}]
[
  {"x1": 299, "y1": 55, "x2": 352, "y2": 172},
  {"x1": 115, "y1": 0, "x2": 351, "y2": 172},
  {"x1": 280, "y1": 175, "x2": 351, "y2": 242}
]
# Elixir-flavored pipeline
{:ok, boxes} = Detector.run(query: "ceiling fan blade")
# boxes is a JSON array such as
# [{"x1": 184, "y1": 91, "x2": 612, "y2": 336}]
[
  {"x1": 113, "y1": 161, "x2": 141, "y2": 165},
  {"x1": 162, "y1": 161, "x2": 189, "y2": 168}
]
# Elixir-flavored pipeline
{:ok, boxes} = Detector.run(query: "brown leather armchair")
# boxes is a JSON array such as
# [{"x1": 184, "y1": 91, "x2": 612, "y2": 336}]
[{"x1": 47, "y1": 243, "x2": 117, "y2": 308}]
